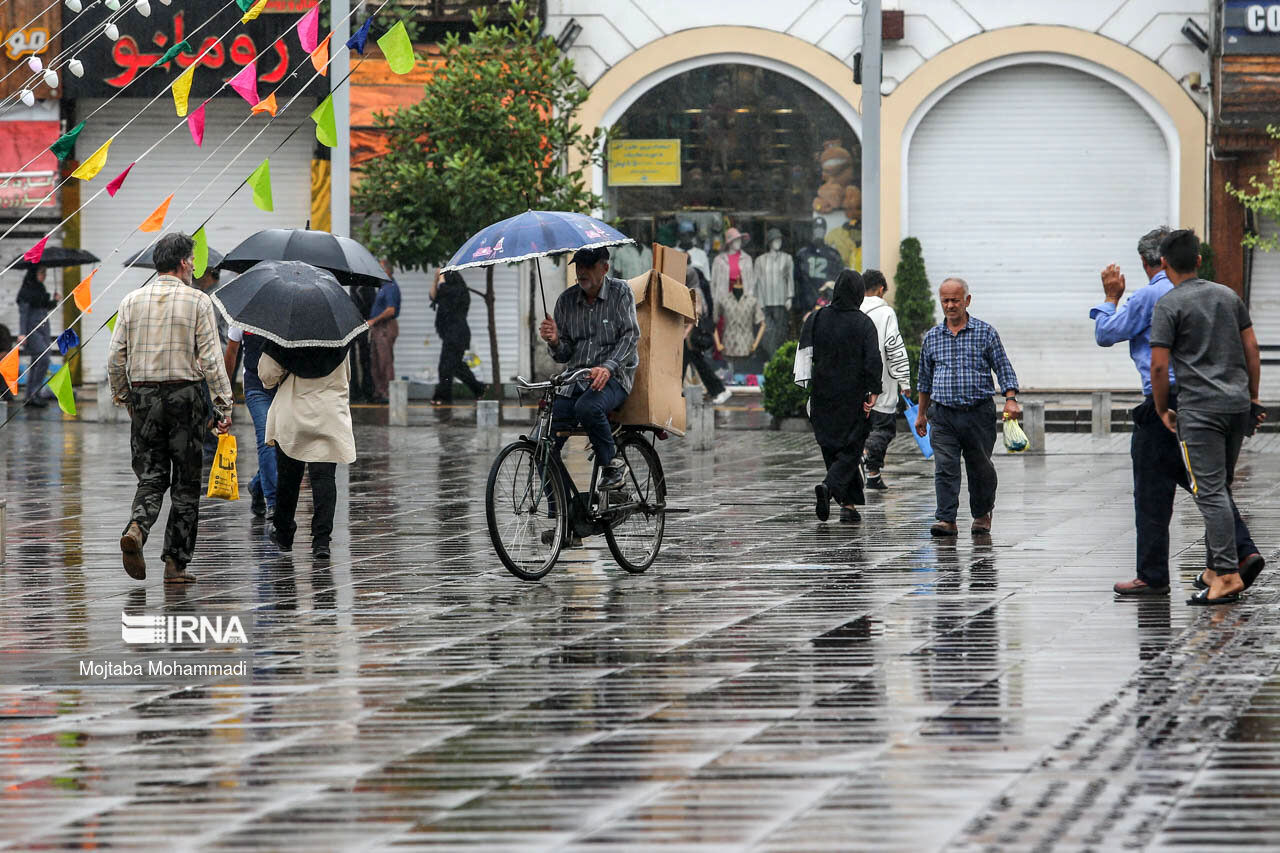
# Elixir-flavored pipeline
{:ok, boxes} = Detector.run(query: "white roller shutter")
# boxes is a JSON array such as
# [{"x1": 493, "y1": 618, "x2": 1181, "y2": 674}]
[
  {"x1": 1248, "y1": 218, "x2": 1280, "y2": 398},
  {"x1": 77, "y1": 97, "x2": 316, "y2": 383},
  {"x1": 907, "y1": 64, "x2": 1171, "y2": 390}
]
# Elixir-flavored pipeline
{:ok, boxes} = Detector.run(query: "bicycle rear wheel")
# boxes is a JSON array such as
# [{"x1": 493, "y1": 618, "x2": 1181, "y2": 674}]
[
  {"x1": 603, "y1": 434, "x2": 666, "y2": 573},
  {"x1": 486, "y1": 440, "x2": 567, "y2": 581}
]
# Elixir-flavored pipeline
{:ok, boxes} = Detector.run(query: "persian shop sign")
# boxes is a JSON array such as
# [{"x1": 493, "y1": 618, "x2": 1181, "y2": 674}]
[
  {"x1": 608, "y1": 139, "x2": 681, "y2": 187},
  {"x1": 62, "y1": 6, "x2": 325, "y2": 98},
  {"x1": 1225, "y1": 1, "x2": 1280, "y2": 54}
]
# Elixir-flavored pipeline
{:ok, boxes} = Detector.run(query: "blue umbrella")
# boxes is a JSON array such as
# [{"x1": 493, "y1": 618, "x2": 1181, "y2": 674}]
[{"x1": 441, "y1": 210, "x2": 634, "y2": 314}]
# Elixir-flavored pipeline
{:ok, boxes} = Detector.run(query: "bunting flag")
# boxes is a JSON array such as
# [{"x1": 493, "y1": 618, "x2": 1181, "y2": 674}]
[
  {"x1": 47, "y1": 365, "x2": 75, "y2": 416},
  {"x1": 0, "y1": 347, "x2": 18, "y2": 396},
  {"x1": 72, "y1": 269, "x2": 95, "y2": 312},
  {"x1": 139, "y1": 194, "x2": 174, "y2": 232},
  {"x1": 234, "y1": 0, "x2": 255, "y2": 11},
  {"x1": 172, "y1": 63, "x2": 195, "y2": 116},
  {"x1": 49, "y1": 121, "x2": 84, "y2": 161},
  {"x1": 23, "y1": 236, "x2": 47, "y2": 264},
  {"x1": 310, "y1": 95, "x2": 336, "y2": 147},
  {"x1": 188, "y1": 104, "x2": 206, "y2": 146},
  {"x1": 298, "y1": 5, "x2": 319, "y2": 52},
  {"x1": 193, "y1": 227, "x2": 209, "y2": 278},
  {"x1": 250, "y1": 92, "x2": 278, "y2": 116},
  {"x1": 106, "y1": 313, "x2": 118, "y2": 334},
  {"x1": 378, "y1": 21, "x2": 415, "y2": 74},
  {"x1": 70, "y1": 137, "x2": 111, "y2": 181},
  {"x1": 310, "y1": 33, "x2": 331, "y2": 75},
  {"x1": 229, "y1": 62, "x2": 258, "y2": 105},
  {"x1": 247, "y1": 159, "x2": 272, "y2": 212},
  {"x1": 347, "y1": 17, "x2": 372, "y2": 54},
  {"x1": 56, "y1": 329, "x2": 79, "y2": 356},
  {"x1": 240, "y1": 0, "x2": 268, "y2": 23},
  {"x1": 106, "y1": 162, "x2": 134, "y2": 197},
  {"x1": 153, "y1": 39, "x2": 192, "y2": 67}
]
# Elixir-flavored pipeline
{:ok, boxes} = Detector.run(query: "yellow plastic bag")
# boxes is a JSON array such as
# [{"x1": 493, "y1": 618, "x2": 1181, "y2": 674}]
[
  {"x1": 206, "y1": 433, "x2": 239, "y2": 500},
  {"x1": 1003, "y1": 413, "x2": 1029, "y2": 453}
]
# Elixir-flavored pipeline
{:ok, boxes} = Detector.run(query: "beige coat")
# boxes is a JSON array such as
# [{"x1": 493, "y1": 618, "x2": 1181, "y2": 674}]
[{"x1": 258, "y1": 353, "x2": 356, "y2": 464}]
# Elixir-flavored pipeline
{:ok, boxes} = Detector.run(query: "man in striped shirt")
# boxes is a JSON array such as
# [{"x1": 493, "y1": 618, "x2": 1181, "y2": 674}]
[{"x1": 539, "y1": 246, "x2": 640, "y2": 491}]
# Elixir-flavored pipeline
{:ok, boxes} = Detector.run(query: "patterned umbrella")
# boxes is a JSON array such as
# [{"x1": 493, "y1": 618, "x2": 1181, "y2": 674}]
[{"x1": 441, "y1": 210, "x2": 632, "y2": 272}]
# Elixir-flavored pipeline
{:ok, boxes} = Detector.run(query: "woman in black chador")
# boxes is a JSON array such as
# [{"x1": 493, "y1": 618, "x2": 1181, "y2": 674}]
[
  {"x1": 796, "y1": 269, "x2": 883, "y2": 523},
  {"x1": 430, "y1": 270, "x2": 486, "y2": 404}
]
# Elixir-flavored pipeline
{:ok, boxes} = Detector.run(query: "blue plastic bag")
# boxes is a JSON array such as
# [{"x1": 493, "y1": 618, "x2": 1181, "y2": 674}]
[{"x1": 901, "y1": 394, "x2": 933, "y2": 459}]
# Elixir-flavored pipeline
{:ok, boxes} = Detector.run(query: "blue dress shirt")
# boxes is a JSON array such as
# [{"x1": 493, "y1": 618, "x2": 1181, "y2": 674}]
[
  {"x1": 1089, "y1": 270, "x2": 1176, "y2": 396},
  {"x1": 371, "y1": 279, "x2": 401, "y2": 320}
]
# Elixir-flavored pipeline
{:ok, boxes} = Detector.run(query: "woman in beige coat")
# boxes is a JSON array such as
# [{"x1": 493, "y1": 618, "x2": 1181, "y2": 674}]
[{"x1": 259, "y1": 353, "x2": 356, "y2": 559}]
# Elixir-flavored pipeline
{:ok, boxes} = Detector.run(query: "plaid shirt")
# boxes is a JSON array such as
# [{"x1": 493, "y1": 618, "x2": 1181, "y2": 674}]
[
  {"x1": 548, "y1": 276, "x2": 640, "y2": 397},
  {"x1": 918, "y1": 315, "x2": 1019, "y2": 407},
  {"x1": 107, "y1": 275, "x2": 233, "y2": 418}
]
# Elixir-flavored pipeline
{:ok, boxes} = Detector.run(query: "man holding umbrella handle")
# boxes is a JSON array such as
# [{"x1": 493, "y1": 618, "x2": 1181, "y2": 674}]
[{"x1": 539, "y1": 247, "x2": 640, "y2": 491}]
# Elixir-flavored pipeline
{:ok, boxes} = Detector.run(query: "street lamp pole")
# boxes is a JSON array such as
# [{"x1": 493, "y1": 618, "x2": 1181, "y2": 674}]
[
  {"x1": 331, "y1": 0, "x2": 352, "y2": 238},
  {"x1": 861, "y1": 0, "x2": 881, "y2": 270}
]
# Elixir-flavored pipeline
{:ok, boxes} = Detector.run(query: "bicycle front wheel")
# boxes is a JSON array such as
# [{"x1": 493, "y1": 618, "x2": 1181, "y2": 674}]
[
  {"x1": 603, "y1": 434, "x2": 666, "y2": 573},
  {"x1": 486, "y1": 440, "x2": 567, "y2": 582}
]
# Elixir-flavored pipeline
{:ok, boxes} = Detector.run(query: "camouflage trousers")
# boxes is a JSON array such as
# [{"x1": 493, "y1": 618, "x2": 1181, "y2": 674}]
[{"x1": 125, "y1": 383, "x2": 207, "y2": 568}]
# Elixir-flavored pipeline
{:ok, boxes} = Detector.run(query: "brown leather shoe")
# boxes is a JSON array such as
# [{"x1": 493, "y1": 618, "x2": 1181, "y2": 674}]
[
  {"x1": 163, "y1": 557, "x2": 198, "y2": 584},
  {"x1": 930, "y1": 521, "x2": 958, "y2": 537},
  {"x1": 1114, "y1": 577, "x2": 1169, "y2": 596},
  {"x1": 971, "y1": 513, "x2": 992, "y2": 534},
  {"x1": 120, "y1": 522, "x2": 146, "y2": 580}
]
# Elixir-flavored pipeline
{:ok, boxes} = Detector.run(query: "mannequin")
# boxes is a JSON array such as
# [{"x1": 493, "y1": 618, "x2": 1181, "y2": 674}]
[
  {"x1": 825, "y1": 185, "x2": 863, "y2": 270},
  {"x1": 713, "y1": 277, "x2": 766, "y2": 377},
  {"x1": 678, "y1": 220, "x2": 710, "y2": 284},
  {"x1": 755, "y1": 227, "x2": 794, "y2": 360},
  {"x1": 612, "y1": 224, "x2": 653, "y2": 279},
  {"x1": 709, "y1": 226, "x2": 755, "y2": 305},
  {"x1": 794, "y1": 216, "x2": 844, "y2": 316}
]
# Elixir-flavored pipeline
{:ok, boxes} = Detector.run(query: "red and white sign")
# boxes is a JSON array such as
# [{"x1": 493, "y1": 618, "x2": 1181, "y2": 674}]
[{"x1": 0, "y1": 121, "x2": 59, "y2": 211}]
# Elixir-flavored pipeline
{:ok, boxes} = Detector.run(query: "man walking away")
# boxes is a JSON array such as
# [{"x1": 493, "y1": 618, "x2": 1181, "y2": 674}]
[
  {"x1": 1095, "y1": 227, "x2": 1264, "y2": 597},
  {"x1": 108, "y1": 232, "x2": 232, "y2": 583},
  {"x1": 368, "y1": 259, "x2": 401, "y2": 404},
  {"x1": 860, "y1": 269, "x2": 912, "y2": 490},
  {"x1": 1149, "y1": 229, "x2": 1267, "y2": 605},
  {"x1": 430, "y1": 270, "x2": 486, "y2": 404},
  {"x1": 915, "y1": 278, "x2": 1021, "y2": 537}
]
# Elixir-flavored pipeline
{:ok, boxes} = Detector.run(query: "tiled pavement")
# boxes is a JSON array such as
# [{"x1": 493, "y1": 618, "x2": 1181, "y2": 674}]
[{"x1": 3, "y1": 410, "x2": 1280, "y2": 851}]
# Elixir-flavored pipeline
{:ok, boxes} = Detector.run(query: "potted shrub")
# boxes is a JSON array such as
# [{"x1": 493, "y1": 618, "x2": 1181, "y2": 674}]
[{"x1": 763, "y1": 340, "x2": 810, "y2": 431}]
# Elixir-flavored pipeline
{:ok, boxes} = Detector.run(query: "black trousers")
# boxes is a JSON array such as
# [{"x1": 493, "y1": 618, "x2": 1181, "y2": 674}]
[
  {"x1": 435, "y1": 335, "x2": 484, "y2": 400},
  {"x1": 931, "y1": 401, "x2": 997, "y2": 523},
  {"x1": 683, "y1": 342, "x2": 725, "y2": 397},
  {"x1": 127, "y1": 383, "x2": 205, "y2": 568},
  {"x1": 349, "y1": 337, "x2": 373, "y2": 401},
  {"x1": 863, "y1": 410, "x2": 898, "y2": 472},
  {"x1": 272, "y1": 447, "x2": 337, "y2": 549},
  {"x1": 1131, "y1": 395, "x2": 1256, "y2": 586},
  {"x1": 821, "y1": 443, "x2": 866, "y2": 506}
]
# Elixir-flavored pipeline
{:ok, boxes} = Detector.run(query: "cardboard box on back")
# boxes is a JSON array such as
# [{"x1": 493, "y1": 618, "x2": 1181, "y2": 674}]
[{"x1": 620, "y1": 244, "x2": 696, "y2": 434}]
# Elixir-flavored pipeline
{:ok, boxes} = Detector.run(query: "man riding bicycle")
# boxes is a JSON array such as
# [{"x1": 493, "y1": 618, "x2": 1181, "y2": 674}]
[{"x1": 539, "y1": 246, "x2": 640, "y2": 491}]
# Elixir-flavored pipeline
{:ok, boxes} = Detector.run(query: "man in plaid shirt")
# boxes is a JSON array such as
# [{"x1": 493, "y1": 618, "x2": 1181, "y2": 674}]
[
  {"x1": 108, "y1": 232, "x2": 232, "y2": 584},
  {"x1": 914, "y1": 277, "x2": 1021, "y2": 536}
]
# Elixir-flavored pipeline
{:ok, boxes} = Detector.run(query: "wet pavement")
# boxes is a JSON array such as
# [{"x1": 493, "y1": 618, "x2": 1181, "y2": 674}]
[{"x1": 3, "y1": 411, "x2": 1280, "y2": 851}]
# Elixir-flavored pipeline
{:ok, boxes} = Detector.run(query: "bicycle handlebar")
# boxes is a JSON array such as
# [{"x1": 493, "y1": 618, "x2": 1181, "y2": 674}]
[{"x1": 515, "y1": 368, "x2": 593, "y2": 392}]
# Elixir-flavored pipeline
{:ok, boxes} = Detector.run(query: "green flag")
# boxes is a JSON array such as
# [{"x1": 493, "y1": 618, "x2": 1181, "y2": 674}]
[
  {"x1": 377, "y1": 21, "x2": 415, "y2": 74},
  {"x1": 106, "y1": 313, "x2": 117, "y2": 334},
  {"x1": 48, "y1": 365, "x2": 76, "y2": 416},
  {"x1": 193, "y1": 227, "x2": 209, "y2": 278},
  {"x1": 49, "y1": 121, "x2": 85, "y2": 162},
  {"x1": 310, "y1": 95, "x2": 336, "y2": 148},
  {"x1": 235, "y1": 0, "x2": 255, "y2": 10},
  {"x1": 247, "y1": 158, "x2": 272, "y2": 212},
  {"x1": 153, "y1": 40, "x2": 193, "y2": 67}
]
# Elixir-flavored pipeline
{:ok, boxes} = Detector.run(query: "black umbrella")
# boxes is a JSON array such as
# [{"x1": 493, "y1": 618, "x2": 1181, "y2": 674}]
[
  {"x1": 10, "y1": 246, "x2": 99, "y2": 270},
  {"x1": 210, "y1": 260, "x2": 368, "y2": 355},
  {"x1": 124, "y1": 243, "x2": 224, "y2": 270},
  {"x1": 221, "y1": 229, "x2": 389, "y2": 288}
]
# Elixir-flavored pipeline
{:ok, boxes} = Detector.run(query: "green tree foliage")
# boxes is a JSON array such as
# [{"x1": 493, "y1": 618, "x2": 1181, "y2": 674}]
[
  {"x1": 1198, "y1": 241, "x2": 1216, "y2": 282},
  {"x1": 1227, "y1": 125, "x2": 1280, "y2": 253},
  {"x1": 354, "y1": 1, "x2": 605, "y2": 396},
  {"x1": 893, "y1": 236, "x2": 935, "y2": 389},
  {"x1": 763, "y1": 341, "x2": 809, "y2": 420}
]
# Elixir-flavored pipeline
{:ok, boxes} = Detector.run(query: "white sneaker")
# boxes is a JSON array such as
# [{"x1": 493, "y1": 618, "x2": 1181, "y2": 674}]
[{"x1": 712, "y1": 389, "x2": 732, "y2": 405}]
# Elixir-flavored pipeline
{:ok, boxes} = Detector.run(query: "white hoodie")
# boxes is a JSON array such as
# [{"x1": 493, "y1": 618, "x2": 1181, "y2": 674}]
[{"x1": 860, "y1": 295, "x2": 912, "y2": 415}]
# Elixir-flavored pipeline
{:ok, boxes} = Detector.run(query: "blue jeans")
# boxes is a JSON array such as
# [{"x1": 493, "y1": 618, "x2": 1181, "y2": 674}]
[
  {"x1": 551, "y1": 379, "x2": 627, "y2": 467},
  {"x1": 245, "y1": 388, "x2": 277, "y2": 506}
]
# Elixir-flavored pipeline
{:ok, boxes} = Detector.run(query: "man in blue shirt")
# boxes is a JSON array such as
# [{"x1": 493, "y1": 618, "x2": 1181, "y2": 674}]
[
  {"x1": 915, "y1": 277, "x2": 1021, "y2": 537},
  {"x1": 1093, "y1": 227, "x2": 1262, "y2": 596},
  {"x1": 368, "y1": 261, "x2": 401, "y2": 404}
]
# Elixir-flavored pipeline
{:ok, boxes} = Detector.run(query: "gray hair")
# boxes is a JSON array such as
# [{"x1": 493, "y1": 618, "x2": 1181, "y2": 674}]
[
  {"x1": 1138, "y1": 226, "x2": 1171, "y2": 266},
  {"x1": 940, "y1": 276, "x2": 970, "y2": 295}
]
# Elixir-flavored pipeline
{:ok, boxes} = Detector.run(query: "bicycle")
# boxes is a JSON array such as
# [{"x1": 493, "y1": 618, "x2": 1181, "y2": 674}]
[{"x1": 485, "y1": 368, "x2": 670, "y2": 582}]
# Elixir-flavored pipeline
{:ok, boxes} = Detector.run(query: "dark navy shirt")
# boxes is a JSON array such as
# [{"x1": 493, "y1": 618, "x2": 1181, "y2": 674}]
[{"x1": 371, "y1": 279, "x2": 401, "y2": 320}]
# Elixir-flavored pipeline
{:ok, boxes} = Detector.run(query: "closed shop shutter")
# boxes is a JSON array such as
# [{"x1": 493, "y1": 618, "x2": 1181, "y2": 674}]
[
  {"x1": 1248, "y1": 218, "x2": 1280, "y2": 397},
  {"x1": 907, "y1": 63, "x2": 1170, "y2": 390},
  {"x1": 77, "y1": 97, "x2": 316, "y2": 383}
]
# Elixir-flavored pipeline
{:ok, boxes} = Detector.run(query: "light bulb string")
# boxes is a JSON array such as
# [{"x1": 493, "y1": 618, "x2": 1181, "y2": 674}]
[{"x1": 0, "y1": 0, "x2": 118, "y2": 104}]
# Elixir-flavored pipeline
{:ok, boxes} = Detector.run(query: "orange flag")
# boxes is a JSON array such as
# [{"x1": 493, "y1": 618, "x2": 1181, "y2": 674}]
[
  {"x1": 0, "y1": 346, "x2": 17, "y2": 396},
  {"x1": 72, "y1": 269, "x2": 96, "y2": 313},
  {"x1": 310, "y1": 33, "x2": 331, "y2": 75},
  {"x1": 250, "y1": 92, "x2": 278, "y2": 116},
  {"x1": 139, "y1": 194, "x2": 174, "y2": 233}
]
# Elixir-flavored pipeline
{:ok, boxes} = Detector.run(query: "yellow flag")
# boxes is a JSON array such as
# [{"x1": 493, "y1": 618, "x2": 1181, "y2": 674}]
[
  {"x1": 172, "y1": 64, "x2": 195, "y2": 117},
  {"x1": 71, "y1": 137, "x2": 111, "y2": 181},
  {"x1": 241, "y1": 0, "x2": 268, "y2": 23}
]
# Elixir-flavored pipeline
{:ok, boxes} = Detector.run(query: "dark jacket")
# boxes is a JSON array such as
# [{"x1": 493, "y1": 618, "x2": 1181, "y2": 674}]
[{"x1": 800, "y1": 271, "x2": 883, "y2": 449}]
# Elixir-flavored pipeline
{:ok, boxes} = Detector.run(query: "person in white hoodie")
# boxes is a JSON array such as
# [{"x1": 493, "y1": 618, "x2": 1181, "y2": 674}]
[{"x1": 860, "y1": 269, "x2": 912, "y2": 489}]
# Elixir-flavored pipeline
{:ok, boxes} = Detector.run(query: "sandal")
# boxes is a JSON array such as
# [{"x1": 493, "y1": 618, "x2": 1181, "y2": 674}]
[{"x1": 1186, "y1": 588, "x2": 1239, "y2": 606}]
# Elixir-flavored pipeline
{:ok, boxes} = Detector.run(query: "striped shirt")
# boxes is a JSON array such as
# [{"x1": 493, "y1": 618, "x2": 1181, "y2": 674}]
[
  {"x1": 107, "y1": 275, "x2": 233, "y2": 417},
  {"x1": 918, "y1": 315, "x2": 1018, "y2": 408},
  {"x1": 755, "y1": 250, "x2": 794, "y2": 308},
  {"x1": 548, "y1": 276, "x2": 640, "y2": 396}
]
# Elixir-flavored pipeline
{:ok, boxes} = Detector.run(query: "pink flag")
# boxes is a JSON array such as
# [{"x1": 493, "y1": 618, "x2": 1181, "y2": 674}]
[
  {"x1": 188, "y1": 103, "x2": 206, "y2": 146},
  {"x1": 23, "y1": 236, "x2": 47, "y2": 264},
  {"x1": 298, "y1": 5, "x2": 319, "y2": 53},
  {"x1": 229, "y1": 62, "x2": 258, "y2": 106},
  {"x1": 106, "y1": 162, "x2": 135, "y2": 197}
]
